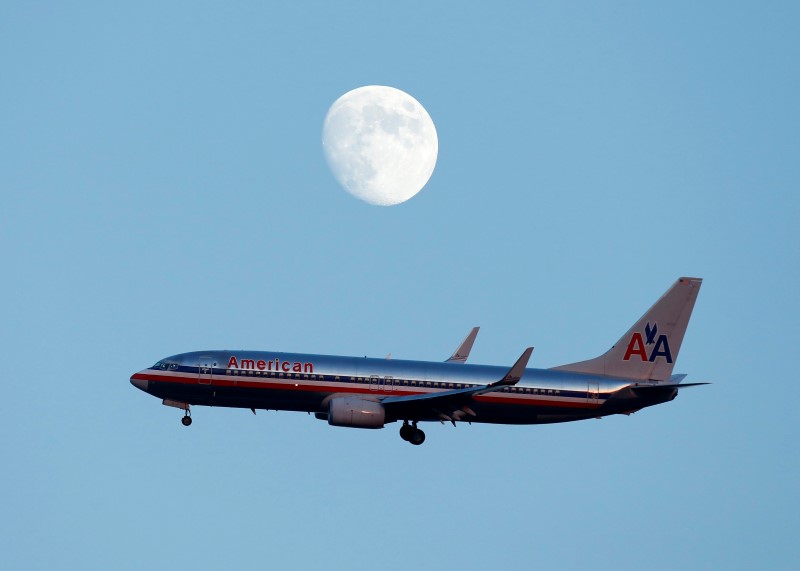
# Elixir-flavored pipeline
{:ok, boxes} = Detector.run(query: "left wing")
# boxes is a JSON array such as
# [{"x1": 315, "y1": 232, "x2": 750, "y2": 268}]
[{"x1": 382, "y1": 347, "x2": 533, "y2": 423}]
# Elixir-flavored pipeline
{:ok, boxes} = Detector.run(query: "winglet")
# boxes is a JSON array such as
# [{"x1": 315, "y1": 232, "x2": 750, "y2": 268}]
[
  {"x1": 446, "y1": 327, "x2": 480, "y2": 363},
  {"x1": 494, "y1": 347, "x2": 534, "y2": 387}
]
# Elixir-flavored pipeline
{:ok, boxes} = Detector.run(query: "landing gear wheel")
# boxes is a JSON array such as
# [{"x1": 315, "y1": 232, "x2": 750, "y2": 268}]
[
  {"x1": 181, "y1": 415, "x2": 192, "y2": 426},
  {"x1": 399, "y1": 422, "x2": 414, "y2": 441},
  {"x1": 409, "y1": 429, "x2": 425, "y2": 446}
]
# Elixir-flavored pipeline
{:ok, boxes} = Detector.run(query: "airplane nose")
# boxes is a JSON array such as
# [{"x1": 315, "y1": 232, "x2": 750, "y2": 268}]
[{"x1": 130, "y1": 374, "x2": 149, "y2": 392}]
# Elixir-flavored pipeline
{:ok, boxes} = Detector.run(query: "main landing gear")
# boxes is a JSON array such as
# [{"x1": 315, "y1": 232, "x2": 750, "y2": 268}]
[
  {"x1": 181, "y1": 409, "x2": 192, "y2": 426},
  {"x1": 399, "y1": 421, "x2": 425, "y2": 446}
]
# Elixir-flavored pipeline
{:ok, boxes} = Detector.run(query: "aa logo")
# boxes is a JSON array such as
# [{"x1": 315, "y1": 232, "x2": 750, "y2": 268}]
[{"x1": 623, "y1": 322, "x2": 673, "y2": 363}]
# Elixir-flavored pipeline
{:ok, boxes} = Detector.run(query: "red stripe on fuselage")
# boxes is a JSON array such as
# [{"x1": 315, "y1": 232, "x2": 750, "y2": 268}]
[{"x1": 134, "y1": 371, "x2": 605, "y2": 411}]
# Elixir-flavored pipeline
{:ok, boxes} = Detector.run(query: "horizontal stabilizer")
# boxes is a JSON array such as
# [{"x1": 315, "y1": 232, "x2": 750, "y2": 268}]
[{"x1": 631, "y1": 382, "x2": 710, "y2": 393}]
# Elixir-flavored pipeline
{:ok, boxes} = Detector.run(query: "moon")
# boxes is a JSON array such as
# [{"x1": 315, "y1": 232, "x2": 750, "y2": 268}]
[{"x1": 322, "y1": 86, "x2": 438, "y2": 206}]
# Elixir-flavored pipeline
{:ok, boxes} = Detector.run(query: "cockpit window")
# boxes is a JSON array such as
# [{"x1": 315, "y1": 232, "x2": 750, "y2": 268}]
[
  {"x1": 168, "y1": 363, "x2": 179, "y2": 371},
  {"x1": 153, "y1": 361, "x2": 163, "y2": 369}
]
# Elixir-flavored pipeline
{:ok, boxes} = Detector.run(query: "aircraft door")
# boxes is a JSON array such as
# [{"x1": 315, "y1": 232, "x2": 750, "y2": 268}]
[
  {"x1": 587, "y1": 381, "x2": 600, "y2": 407},
  {"x1": 369, "y1": 375, "x2": 394, "y2": 391},
  {"x1": 198, "y1": 355, "x2": 214, "y2": 385}
]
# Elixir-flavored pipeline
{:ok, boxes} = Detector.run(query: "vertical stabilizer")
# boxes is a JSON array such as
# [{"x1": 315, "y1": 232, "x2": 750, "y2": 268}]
[{"x1": 552, "y1": 277, "x2": 702, "y2": 381}]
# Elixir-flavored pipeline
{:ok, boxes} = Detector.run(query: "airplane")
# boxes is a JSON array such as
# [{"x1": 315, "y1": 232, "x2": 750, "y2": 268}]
[{"x1": 130, "y1": 277, "x2": 706, "y2": 445}]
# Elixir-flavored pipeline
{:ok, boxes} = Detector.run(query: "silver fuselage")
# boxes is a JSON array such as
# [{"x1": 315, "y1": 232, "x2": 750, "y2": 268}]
[{"x1": 131, "y1": 350, "x2": 678, "y2": 425}]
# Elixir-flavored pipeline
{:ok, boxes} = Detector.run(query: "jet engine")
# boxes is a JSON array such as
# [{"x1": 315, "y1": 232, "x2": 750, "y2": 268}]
[{"x1": 327, "y1": 397, "x2": 385, "y2": 428}]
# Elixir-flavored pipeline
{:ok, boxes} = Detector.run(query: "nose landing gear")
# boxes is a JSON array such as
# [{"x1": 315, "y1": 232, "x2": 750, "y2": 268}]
[
  {"x1": 399, "y1": 421, "x2": 425, "y2": 445},
  {"x1": 162, "y1": 399, "x2": 192, "y2": 426},
  {"x1": 180, "y1": 405, "x2": 192, "y2": 426}
]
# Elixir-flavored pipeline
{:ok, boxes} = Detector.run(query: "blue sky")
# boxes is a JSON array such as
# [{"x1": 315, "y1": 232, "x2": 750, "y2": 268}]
[{"x1": 2, "y1": 2, "x2": 798, "y2": 569}]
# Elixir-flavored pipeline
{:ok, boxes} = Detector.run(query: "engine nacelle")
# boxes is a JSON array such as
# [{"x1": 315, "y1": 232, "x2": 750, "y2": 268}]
[{"x1": 327, "y1": 397, "x2": 385, "y2": 429}]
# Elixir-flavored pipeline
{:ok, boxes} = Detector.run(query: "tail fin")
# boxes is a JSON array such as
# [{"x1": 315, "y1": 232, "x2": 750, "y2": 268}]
[{"x1": 552, "y1": 277, "x2": 702, "y2": 381}]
